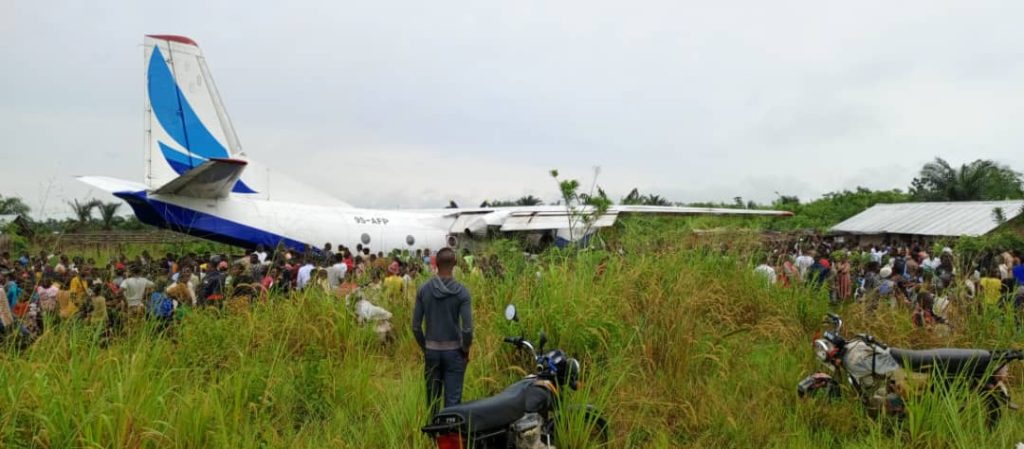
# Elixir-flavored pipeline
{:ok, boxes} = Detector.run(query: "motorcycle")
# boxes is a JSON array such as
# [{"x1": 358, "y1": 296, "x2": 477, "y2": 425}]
[
  {"x1": 797, "y1": 313, "x2": 1023, "y2": 425},
  {"x1": 422, "y1": 304, "x2": 609, "y2": 449}
]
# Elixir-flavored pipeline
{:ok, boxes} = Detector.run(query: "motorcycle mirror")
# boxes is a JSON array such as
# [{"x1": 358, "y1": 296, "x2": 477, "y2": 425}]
[
  {"x1": 539, "y1": 331, "x2": 548, "y2": 352},
  {"x1": 504, "y1": 304, "x2": 518, "y2": 322}
]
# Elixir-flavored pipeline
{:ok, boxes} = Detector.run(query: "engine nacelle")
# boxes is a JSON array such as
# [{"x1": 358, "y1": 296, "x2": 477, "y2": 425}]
[{"x1": 462, "y1": 216, "x2": 489, "y2": 238}]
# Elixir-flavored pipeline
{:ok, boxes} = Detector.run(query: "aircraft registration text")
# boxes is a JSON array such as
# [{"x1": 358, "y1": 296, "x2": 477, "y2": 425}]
[{"x1": 353, "y1": 216, "x2": 390, "y2": 225}]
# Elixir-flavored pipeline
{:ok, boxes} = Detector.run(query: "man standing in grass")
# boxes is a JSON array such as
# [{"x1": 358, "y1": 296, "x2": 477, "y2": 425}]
[
  {"x1": 412, "y1": 247, "x2": 473, "y2": 416},
  {"x1": 296, "y1": 255, "x2": 315, "y2": 291},
  {"x1": 326, "y1": 253, "x2": 348, "y2": 292},
  {"x1": 120, "y1": 265, "x2": 155, "y2": 317}
]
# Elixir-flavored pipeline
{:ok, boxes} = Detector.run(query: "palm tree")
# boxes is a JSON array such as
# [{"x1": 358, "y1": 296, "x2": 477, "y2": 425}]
[
  {"x1": 643, "y1": 194, "x2": 670, "y2": 206},
  {"x1": 97, "y1": 202, "x2": 122, "y2": 230},
  {"x1": 621, "y1": 188, "x2": 643, "y2": 205},
  {"x1": 0, "y1": 195, "x2": 30, "y2": 215},
  {"x1": 910, "y1": 158, "x2": 1024, "y2": 201},
  {"x1": 580, "y1": 187, "x2": 611, "y2": 207},
  {"x1": 67, "y1": 199, "x2": 101, "y2": 229},
  {"x1": 514, "y1": 195, "x2": 543, "y2": 206}
]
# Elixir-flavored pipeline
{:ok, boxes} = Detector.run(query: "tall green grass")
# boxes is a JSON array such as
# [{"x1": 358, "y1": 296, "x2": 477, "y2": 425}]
[{"x1": 2, "y1": 220, "x2": 1023, "y2": 448}]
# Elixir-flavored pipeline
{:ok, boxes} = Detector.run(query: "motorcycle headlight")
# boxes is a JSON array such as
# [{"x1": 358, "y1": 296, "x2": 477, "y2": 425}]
[{"x1": 814, "y1": 339, "x2": 833, "y2": 363}]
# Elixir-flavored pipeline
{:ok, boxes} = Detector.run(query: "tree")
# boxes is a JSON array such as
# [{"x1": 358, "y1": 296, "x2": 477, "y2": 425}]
[
  {"x1": 769, "y1": 187, "x2": 910, "y2": 231},
  {"x1": 67, "y1": 199, "x2": 101, "y2": 229},
  {"x1": 644, "y1": 194, "x2": 670, "y2": 206},
  {"x1": 621, "y1": 188, "x2": 644, "y2": 205},
  {"x1": 620, "y1": 188, "x2": 672, "y2": 206},
  {"x1": 773, "y1": 195, "x2": 800, "y2": 209},
  {"x1": 0, "y1": 195, "x2": 30, "y2": 216},
  {"x1": 909, "y1": 157, "x2": 1024, "y2": 201},
  {"x1": 515, "y1": 195, "x2": 543, "y2": 206},
  {"x1": 482, "y1": 195, "x2": 544, "y2": 207},
  {"x1": 580, "y1": 187, "x2": 611, "y2": 207},
  {"x1": 550, "y1": 169, "x2": 611, "y2": 245},
  {"x1": 97, "y1": 202, "x2": 122, "y2": 230}
]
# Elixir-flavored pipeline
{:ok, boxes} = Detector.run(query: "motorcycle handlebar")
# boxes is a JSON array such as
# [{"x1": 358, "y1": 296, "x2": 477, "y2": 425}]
[{"x1": 504, "y1": 336, "x2": 521, "y2": 345}]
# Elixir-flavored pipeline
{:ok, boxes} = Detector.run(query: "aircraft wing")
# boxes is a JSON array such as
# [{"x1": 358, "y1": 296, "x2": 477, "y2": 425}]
[
  {"x1": 608, "y1": 205, "x2": 794, "y2": 217},
  {"x1": 426, "y1": 205, "x2": 791, "y2": 237}
]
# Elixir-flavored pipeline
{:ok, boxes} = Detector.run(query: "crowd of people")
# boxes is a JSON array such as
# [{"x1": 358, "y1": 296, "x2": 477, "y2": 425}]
[
  {"x1": 0, "y1": 242, "x2": 497, "y2": 346},
  {"x1": 755, "y1": 240, "x2": 1024, "y2": 327}
]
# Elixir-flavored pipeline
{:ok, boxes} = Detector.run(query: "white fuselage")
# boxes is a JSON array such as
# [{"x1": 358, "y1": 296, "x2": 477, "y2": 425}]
[{"x1": 151, "y1": 193, "x2": 455, "y2": 253}]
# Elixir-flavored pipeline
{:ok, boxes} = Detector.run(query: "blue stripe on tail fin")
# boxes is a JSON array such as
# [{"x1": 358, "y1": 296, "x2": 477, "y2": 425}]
[{"x1": 148, "y1": 46, "x2": 256, "y2": 194}]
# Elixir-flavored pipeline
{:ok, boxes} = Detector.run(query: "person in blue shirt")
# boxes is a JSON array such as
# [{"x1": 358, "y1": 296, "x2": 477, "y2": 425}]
[
  {"x1": 5, "y1": 275, "x2": 21, "y2": 310},
  {"x1": 1013, "y1": 255, "x2": 1024, "y2": 291}
]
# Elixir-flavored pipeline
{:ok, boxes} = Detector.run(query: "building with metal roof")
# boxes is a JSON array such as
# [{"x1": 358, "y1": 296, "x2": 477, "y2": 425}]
[{"x1": 830, "y1": 201, "x2": 1024, "y2": 244}]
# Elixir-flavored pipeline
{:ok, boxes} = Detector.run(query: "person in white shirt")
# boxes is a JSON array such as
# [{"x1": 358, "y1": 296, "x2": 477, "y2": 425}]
[
  {"x1": 326, "y1": 254, "x2": 348, "y2": 290},
  {"x1": 119, "y1": 266, "x2": 155, "y2": 311},
  {"x1": 754, "y1": 260, "x2": 777, "y2": 285},
  {"x1": 998, "y1": 251, "x2": 1014, "y2": 282},
  {"x1": 795, "y1": 250, "x2": 815, "y2": 280},
  {"x1": 869, "y1": 247, "x2": 886, "y2": 264},
  {"x1": 254, "y1": 245, "x2": 268, "y2": 264},
  {"x1": 297, "y1": 256, "x2": 315, "y2": 290}
]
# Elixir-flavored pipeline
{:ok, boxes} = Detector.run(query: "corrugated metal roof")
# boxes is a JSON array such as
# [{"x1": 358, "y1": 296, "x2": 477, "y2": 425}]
[{"x1": 830, "y1": 201, "x2": 1024, "y2": 237}]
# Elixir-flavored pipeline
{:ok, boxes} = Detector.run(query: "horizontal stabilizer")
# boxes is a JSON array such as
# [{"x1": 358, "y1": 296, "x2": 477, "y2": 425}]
[
  {"x1": 152, "y1": 158, "x2": 248, "y2": 199},
  {"x1": 77, "y1": 176, "x2": 149, "y2": 194}
]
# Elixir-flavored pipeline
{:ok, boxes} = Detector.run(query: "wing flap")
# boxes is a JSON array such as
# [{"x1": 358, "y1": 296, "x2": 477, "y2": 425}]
[{"x1": 498, "y1": 211, "x2": 619, "y2": 232}]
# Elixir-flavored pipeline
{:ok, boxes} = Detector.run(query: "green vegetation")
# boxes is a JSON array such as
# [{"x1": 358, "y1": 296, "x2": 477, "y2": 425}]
[
  {"x1": 63, "y1": 199, "x2": 143, "y2": 232},
  {"x1": 0, "y1": 195, "x2": 31, "y2": 216},
  {"x1": 910, "y1": 158, "x2": 1024, "y2": 202},
  {"x1": 3, "y1": 220, "x2": 1023, "y2": 448},
  {"x1": 765, "y1": 188, "x2": 912, "y2": 231}
]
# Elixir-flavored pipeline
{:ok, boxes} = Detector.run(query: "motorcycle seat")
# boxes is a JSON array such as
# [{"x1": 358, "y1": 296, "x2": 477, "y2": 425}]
[
  {"x1": 889, "y1": 348, "x2": 993, "y2": 375},
  {"x1": 434, "y1": 379, "x2": 553, "y2": 434}
]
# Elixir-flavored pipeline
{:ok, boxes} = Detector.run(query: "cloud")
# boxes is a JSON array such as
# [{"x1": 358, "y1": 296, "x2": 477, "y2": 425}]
[{"x1": 4, "y1": 0, "x2": 1024, "y2": 219}]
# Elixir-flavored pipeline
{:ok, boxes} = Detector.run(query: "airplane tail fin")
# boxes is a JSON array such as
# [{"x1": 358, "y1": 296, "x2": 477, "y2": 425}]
[{"x1": 144, "y1": 35, "x2": 256, "y2": 194}]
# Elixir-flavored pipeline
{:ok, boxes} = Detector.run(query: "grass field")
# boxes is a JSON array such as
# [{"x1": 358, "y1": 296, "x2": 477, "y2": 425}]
[{"x1": 2, "y1": 218, "x2": 1023, "y2": 448}]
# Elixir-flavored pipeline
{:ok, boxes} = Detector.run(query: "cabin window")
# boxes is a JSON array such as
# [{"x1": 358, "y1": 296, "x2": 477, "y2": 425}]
[
  {"x1": 406, "y1": 235, "x2": 415, "y2": 246},
  {"x1": 361, "y1": 233, "x2": 371, "y2": 244}
]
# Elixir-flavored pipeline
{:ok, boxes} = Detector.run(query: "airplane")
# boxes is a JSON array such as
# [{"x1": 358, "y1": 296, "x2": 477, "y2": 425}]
[{"x1": 79, "y1": 35, "x2": 791, "y2": 255}]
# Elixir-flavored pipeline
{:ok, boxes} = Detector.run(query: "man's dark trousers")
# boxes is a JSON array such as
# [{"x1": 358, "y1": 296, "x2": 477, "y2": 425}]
[{"x1": 425, "y1": 349, "x2": 467, "y2": 415}]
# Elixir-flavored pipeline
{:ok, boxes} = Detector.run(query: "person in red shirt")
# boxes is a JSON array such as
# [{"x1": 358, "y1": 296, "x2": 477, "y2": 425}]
[{"x1": 343, "y1": 249, "x2": 355, "y2": 272}]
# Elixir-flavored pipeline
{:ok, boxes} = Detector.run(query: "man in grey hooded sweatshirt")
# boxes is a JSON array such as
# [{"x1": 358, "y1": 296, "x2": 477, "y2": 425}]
[{"x1": 412, "y1": 247, "x2": 473, "y2": 415}]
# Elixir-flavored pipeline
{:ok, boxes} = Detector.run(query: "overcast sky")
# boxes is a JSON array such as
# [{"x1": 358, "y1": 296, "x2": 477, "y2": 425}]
[{"x1": 3, "y1": 1, "x2": 1024, "y2": 218}]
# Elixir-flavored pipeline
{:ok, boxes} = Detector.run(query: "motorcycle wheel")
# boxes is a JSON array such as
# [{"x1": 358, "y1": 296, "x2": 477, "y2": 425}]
[{"x1": 984, "y1": 393, "x2": 1005, "y2": 429}]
